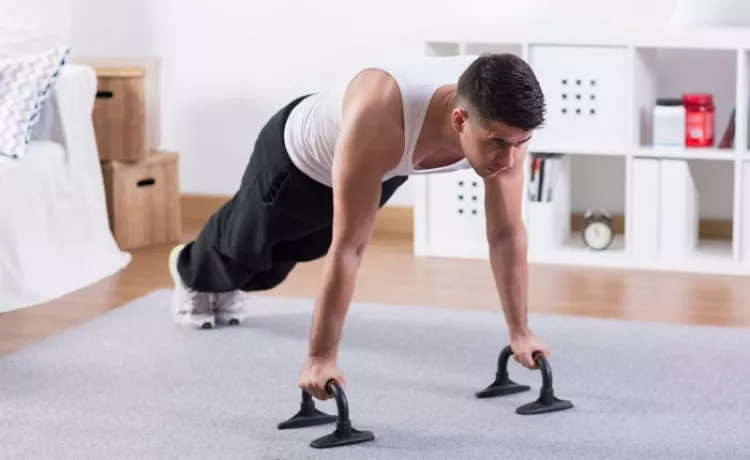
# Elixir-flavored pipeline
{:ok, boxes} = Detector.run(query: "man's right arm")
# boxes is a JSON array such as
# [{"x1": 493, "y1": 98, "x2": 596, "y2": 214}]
[
  {"x1": 306, "y1": 107, "x2": 395, "y2": 360},
  {"x1": 299, "y1": 71, "x2": 405, "y2": 400}
]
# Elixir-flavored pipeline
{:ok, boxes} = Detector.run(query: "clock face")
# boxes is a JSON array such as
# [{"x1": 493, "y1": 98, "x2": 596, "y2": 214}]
[{"x1": 583, "y1": 221, "x2": 613, "y2": 250}]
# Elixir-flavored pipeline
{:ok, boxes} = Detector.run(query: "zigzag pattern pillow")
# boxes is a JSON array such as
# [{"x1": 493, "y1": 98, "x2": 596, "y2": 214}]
[{"x1": 0, "y1": 46, "x2": 70, "y2": 159}]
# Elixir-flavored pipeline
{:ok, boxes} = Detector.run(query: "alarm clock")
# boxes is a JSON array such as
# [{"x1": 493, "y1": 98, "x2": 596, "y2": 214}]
[{"x1": 582, "y1": 209, "x2": 614, "y2": 250}]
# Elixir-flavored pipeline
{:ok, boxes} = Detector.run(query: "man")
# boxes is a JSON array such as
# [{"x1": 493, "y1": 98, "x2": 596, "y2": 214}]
[{"x1": 168, "y1": 53, "x2": 551, "y2": 401}]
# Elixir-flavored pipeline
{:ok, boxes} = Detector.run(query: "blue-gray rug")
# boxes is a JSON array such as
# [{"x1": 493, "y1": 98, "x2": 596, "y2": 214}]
[{"x1": 0, "y1": 289, "x2": 748, "y2": 459}]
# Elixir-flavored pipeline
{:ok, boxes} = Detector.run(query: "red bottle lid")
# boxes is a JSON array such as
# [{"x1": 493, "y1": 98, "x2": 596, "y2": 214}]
[{"x1": 683, "y1": 93, "x2": 714, "y2": 107}]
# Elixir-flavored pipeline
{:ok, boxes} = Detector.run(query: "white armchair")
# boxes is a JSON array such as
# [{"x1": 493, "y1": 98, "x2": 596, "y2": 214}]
[{"x1": 0, "y1": 64, "x2": 131, "y2": 313}]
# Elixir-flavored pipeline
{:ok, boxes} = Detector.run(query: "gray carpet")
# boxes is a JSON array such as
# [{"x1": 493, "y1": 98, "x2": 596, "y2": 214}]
[{"x1": 1, "y1": 289, "x2": 749, "y2": 459}]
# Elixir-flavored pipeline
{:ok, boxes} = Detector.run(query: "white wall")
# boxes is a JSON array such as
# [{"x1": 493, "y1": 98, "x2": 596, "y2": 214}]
[
  {"x1": 15, "y1": 0, "x2": 733, "y2": 219},
  {"x1": 0, "y1": 0, "x2": 70, "y2": 54}
]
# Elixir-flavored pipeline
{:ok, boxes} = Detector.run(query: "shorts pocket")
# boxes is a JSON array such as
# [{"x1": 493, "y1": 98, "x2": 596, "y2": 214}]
[{"x1": 261, "y1": 169, "x2": 291, "y2": 205}]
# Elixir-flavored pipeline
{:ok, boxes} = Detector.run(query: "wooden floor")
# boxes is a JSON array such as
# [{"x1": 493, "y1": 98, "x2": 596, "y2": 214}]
[{"x1": 2, "y1": 217, "x2": 750, "y2": 356}]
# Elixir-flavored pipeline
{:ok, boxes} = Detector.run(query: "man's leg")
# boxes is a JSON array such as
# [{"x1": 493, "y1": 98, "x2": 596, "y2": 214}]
[{"x1": 169, "y1": 94, "x2": 331, "y2": 328}]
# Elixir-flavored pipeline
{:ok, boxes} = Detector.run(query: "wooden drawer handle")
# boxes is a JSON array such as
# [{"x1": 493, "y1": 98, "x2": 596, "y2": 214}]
[
  {"x1": 96, "y1": 90, "x2": 114, "y2": 99},
  {"x1": 137, "y1": 178, "x2": 156, "y2": 187}
]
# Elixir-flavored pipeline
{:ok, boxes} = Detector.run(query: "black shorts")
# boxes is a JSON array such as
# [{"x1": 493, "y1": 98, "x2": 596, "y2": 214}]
[{"x1": 177, "y1": 95, "x2": 408, "y2": 293}]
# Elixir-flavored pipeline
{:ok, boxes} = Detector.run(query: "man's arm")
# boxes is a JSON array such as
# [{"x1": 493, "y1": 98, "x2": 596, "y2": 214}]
[
  {"x1": 483, "y1": 150, "x2": 549, "y2": 368},
  {"x1": 483, "y1": 150, "x2": 529, "y2": 337},
  {"x1": 306, "y1": 72, "x2": 404, "y2": 362}
]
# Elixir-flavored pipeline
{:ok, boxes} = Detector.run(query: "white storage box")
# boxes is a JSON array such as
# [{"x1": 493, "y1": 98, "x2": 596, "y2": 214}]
[
  {"x1": 659, "y1": 159, "x2": 699, "y2": 259},
  {"x1": 631, "y1": 158, "x2": 661, "y2": 258},
  {"x1": 527, "y1": 45, "x2": 630, "y2": 153},
  {"x1": 414, "y1": 169, "x2": 489, "y2": 259},
  {"x1": 740, "y1": 161, "x2": 750, "y2": 263}
]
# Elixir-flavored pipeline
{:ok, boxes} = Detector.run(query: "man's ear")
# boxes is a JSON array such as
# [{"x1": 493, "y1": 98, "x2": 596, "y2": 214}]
[{"x1": 452, "y1": 108, "x2": 468, "y2": 133}]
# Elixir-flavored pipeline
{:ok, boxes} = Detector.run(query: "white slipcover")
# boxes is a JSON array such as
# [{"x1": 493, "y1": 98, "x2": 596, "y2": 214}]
[{"x1": 0, "y1": 64, "x2": 131, "y2": 313}]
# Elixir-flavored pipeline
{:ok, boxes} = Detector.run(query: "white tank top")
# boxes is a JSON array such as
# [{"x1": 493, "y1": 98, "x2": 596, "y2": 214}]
[{"x1": 283, "y1": 55, "x2": 478, "y2": 187}]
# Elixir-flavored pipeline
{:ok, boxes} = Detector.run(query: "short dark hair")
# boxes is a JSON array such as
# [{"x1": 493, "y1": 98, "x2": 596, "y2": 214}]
[{"x1": 457, "y1": 53, "x2": 546, "y2": 131}]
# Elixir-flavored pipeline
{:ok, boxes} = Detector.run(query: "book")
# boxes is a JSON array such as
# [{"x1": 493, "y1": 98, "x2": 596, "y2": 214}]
[
  {"x1": 528, "y1": 153, "x2": 563, "y2": 202},
  {"x1": 718, "y1": 108, "x2": 735, "y2": 149}
]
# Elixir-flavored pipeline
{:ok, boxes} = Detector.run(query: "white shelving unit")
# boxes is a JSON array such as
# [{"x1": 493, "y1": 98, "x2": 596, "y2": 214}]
[{"x1": 412, "y1": 24, "x2": 750, "y2": 276}]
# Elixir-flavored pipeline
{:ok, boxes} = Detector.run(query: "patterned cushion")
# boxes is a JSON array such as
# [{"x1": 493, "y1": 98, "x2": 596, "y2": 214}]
[{"x1": 0, "y1": 46, "x2": 70, "y2": 159}]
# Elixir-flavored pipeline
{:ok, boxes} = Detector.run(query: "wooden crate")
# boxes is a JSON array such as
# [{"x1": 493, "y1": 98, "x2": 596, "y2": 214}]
[
  {"x1": 102, "y1": 151, "x2": 182, "y2": 250},
  {"x1": 93, "y1": 67, "x2": 148, "y2": 162}
]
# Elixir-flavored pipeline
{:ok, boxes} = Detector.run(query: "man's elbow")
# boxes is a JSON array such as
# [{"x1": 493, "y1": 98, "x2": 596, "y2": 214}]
[
  {"x1": 328, "y1": 221, "x2": 376, "y2": 267},
  {"x1": 329, "y1": 238, "x2": 368, "y2": 265}
]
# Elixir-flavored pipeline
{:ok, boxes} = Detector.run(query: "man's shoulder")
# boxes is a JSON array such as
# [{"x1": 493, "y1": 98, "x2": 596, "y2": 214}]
[
  {"x1": 343, "y1": 68, "x2": 402, "y2": 118},
  {"x1": 326, "y1": 69, "x2": 406, "y2": 174},
  {"x1": 340, "y1": 69, "x2": 404, "y2": 142}
]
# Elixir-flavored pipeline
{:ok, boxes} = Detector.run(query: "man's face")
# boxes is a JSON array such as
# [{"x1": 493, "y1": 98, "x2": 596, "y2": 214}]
[{"x1": 452, "y1": 108, "x2": 532, "y2": 178}]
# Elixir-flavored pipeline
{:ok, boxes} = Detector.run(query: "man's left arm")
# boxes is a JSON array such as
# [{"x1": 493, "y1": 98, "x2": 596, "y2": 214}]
[{"x1": 483, "y1": 151, "x2": 550, "y2": 369}]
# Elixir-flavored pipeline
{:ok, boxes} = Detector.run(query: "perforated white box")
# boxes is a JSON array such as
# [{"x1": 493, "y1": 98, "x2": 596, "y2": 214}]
[
  {"x1": 413, "y1": 169, "x2": 490, "y2": 259},
  {"x1": 527, "y1": 45, "x2": 630, "y2": 153}
]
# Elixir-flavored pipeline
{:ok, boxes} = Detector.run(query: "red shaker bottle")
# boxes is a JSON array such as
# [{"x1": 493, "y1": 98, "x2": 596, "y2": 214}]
[{"x1": 683, "y1": 93, "x2": 715, "y2": 147}]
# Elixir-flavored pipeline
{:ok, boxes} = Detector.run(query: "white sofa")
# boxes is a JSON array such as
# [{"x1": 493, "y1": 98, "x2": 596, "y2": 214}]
[{"x1": 0, "y1": 64, "x2": 131, "y2": 313}]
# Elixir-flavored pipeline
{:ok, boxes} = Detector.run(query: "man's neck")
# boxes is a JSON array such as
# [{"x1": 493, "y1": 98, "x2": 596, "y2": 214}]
[
  {"x1": 423, "y1": 85, "x2": 462, "y2": 153},
  {"x1": 411, "y1": 85, "x2": 466, "y2": 170}
]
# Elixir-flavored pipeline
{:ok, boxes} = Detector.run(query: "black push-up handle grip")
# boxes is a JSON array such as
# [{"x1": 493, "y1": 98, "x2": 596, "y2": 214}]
[
  {"x1": 534, "y1": 351, "x2": 554, "y2": 391},
  {"x1": 278, "y1": 379, "x2": 375, "y2": 449},
  {"x1": 516, "y1": 351, "x2": 573, "y2": 415},
  {"x1": 477, "y1": 345, "x2": 574, "y2": 415},
  {"x1": 328, "y1": 381, "x2": 350, "y2": 428},
  {"x1": 277, "y1": 388, "x2": 337, "y2": 430},
  {"x1": 476, "y1": 345, "x2": 531, "y2": 398},
  {"x1": 309, "y1": 380, "x2": 375, "y2": 449}
]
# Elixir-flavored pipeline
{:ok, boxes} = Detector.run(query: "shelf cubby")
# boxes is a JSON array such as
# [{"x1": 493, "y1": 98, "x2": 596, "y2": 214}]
[
  {"x1": 425, "y1": 41, "x2": 460, "y2": 58},
  {"x1": 634, "y1": 46, "x2": 738, "y2": 158},
  {"x1": 661, "y1": 158, "x2": 734, "y2": 264},
  {"x1": 739, "y1": 160, "x2": 750, "y2": 264},
  {"x1": 525, "y1": 152, "x2": 627, "y2": 268},
  {"x1": 462, "y1": 42, "x2": 523, "y2": 57},
  {"x1": 426, "y1": 41, "x2": 524, "y2": 59}
]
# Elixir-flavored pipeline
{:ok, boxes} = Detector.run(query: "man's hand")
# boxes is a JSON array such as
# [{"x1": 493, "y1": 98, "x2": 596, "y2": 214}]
[
  {"x1": 299, "y1": 356, "x2": 346, "y2": 401},
  {"x1": 510, "y1": 331, "x2": 551, "y2": 369}
]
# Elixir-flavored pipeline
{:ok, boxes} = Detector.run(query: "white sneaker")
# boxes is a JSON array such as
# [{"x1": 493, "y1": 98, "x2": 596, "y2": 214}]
[
  {"x1": 168, "y1": 244, "x2": 216, "y2": 329},
  {"x1": 215, "y1": 290, "x2": 248, "y2": 326}
]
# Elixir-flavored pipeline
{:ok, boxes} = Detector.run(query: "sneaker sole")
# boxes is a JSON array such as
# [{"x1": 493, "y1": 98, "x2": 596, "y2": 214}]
[{"x1": 216, "y1": 312, "x2": 242, "y2": 326}]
